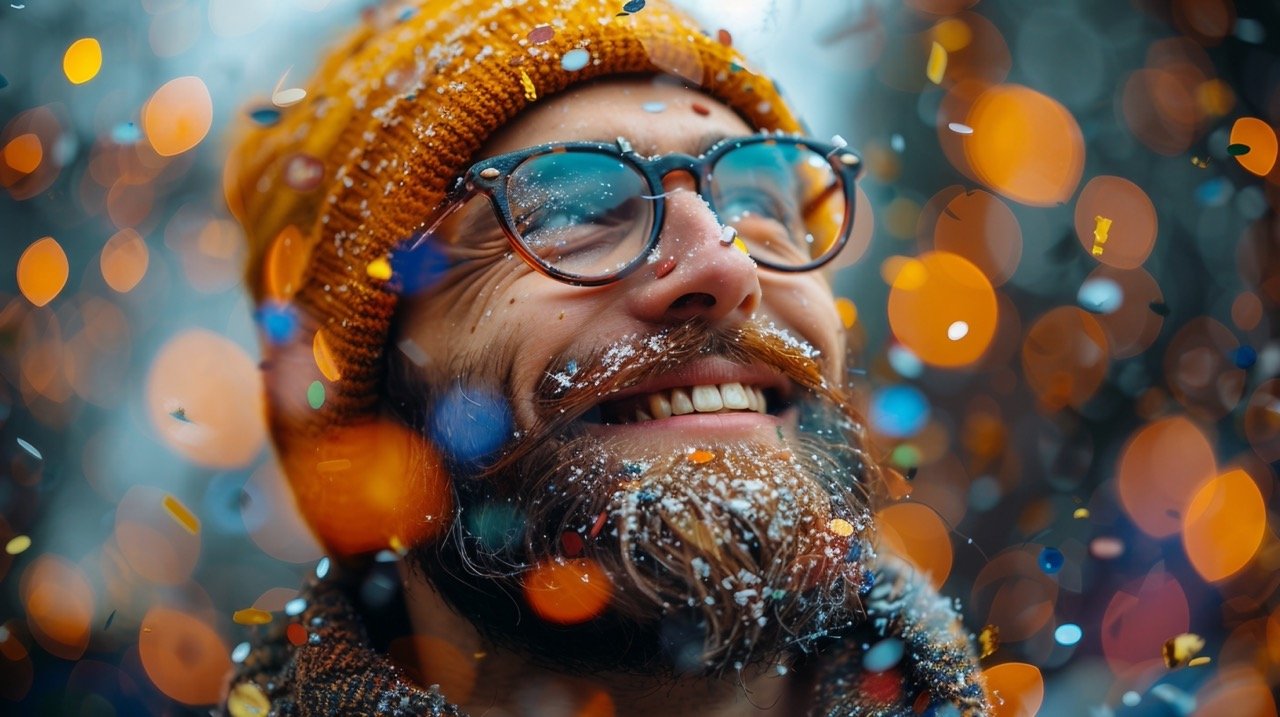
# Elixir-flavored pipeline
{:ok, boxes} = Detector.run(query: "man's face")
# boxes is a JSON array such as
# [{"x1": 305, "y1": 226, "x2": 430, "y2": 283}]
[{"x1": 394, "y1": 78, "x2": 875, "y2": 674}]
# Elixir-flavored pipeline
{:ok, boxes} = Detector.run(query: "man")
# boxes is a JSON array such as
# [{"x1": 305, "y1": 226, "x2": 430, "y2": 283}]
[{"x1": 224, "y1": 0, "x2": 988, "y2": 714}]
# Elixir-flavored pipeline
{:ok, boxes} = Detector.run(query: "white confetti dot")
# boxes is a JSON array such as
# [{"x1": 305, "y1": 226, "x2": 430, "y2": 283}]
[
  {"x1": 948, "y1": 122, "x2": 974, "y2": 135},
  {"x1": 947, "y1": 320, "x2": 969, "y2": 341}
]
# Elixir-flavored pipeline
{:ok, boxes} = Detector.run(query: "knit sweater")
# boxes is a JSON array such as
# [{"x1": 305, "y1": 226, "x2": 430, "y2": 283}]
[{"x1": 222, "y1": 558, "x2": 988, "y2": 716}]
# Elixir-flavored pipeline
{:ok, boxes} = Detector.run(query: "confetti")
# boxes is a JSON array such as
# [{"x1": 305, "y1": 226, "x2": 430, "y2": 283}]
[
  {"x1": 227, "y1": 682, "x2": 270, "y2": 717},
  {"x1": 5, "y1": 534, "x2": 31, "y2": 555},
  {"x1": 622, "y1": 0, "x2": 645, "y2": 12},
  {"x1": 926, "y1": 41, "x2": 947, "y2": 84},
  {"x1": 588, "y1": 511, "x2": 609, "y2": 539},
  {"x1": 688, "y1": 449, "x2": 715, "y2": 464},
  {"x1": 1054, "y1": 623, "x2": 1083, "y2": 646},
  {"x1": 257, "y1": 302, "x2": 299, "y2": 344},
  {"x1": 717, "y1": 28, "x2": 732, "y2": 46},
  {"x1": 1226, "y1": 143, "x2": 1250, "y2": 156},
  {"x1": 315, "y1": 556, "x2": 331, "y2": 579},
  {"x1": 283, "y1": 153, "x2": 324, "y2": 191},
  {"x1": 978, "y1": 625, "x2": 999, "y2": 658},
  {"x1": 272, "y1": 87, "x2": 306, "y2": 108},
  {"x1": 249, "y1": 107, "x2": 282, "y2": 126},
  {"x1": 1190, "y1": 156, "x2": 1208, "y2": 168},
  {"x1": 1187, "y1": 656, "x2": 1211, "y2": 667},
  {"x1": 732, "y1": 237, "x2": 749, "y2": 255},
  {"x1": 947, "y1": 122, "x2": 973, "y2": 134},
  {"x1": 366, "y1": 257, "x2": 393, "y2": 281},
  {"x1": 862, "y1": 638, "x2": 904, "y2": 672},
  {"x1": 519, "y1": 69, "x2": 537, "y2": 100},
  {"x1": 528, "y1": 25, "x2": 554, "y2": 44},
  {"x1": 233, "y1": 608, "x2": 273, "y2": 625},
  {"x1": 561, "y1": 530, "x2": 584, "y2": 556},
  {"x1": 691, "y1": 101, "x2": 711, "y2": 116},
  {"x1": 828, "y1": 518, "x2": 855, "y2": 537},
  {"x1": 169, "y1": 407, "x2": 192, "y2": 423},
  {"x1": 1038, "y1": 546, "x2": 1064, "y2": 574},
  {"x1": 103, "y1": 609, "x2": 116, "y2": 631},
  {"x1": 231, "y1": 642, "x2": 251, "y2": 663},
  {"x1": 286, "y1": 623, "x2": 307, "y2": 647},
  {"x1": 63, "y1": 37, "x2": 102, "y2": 85},
  {"x1": 306, "y1": 380, "x2": 325, "y2": 410},
  {"x1": 946, "y1": 320, "x2": 969, "y2": 340},
  {"x1": 560, "y1": 48, "x2": 590, "y2": 72},
  {"x1": 1162, "y1": 633, "x2": 1205, "y2": 668},
  {"x1": 16, "y1": 437, "x2": 42, "y2": 460},
  {"x1": 642, "y1": 101, "x2": 666, "y2": 113},
  {"x1": 1090, "y1": 215, "x2": 1112, "y2": 257},
  {"x1": 313, "y1": 330, "x2": 343, "y2": 381},
  {"x1": 389, "y1": 535, "x2": 407, "y2": 554},
  {"x1": 1233, "y1": 345, "x2": 1257, "y2": 369},
  {"x1": 1073, "y1": 507, "x2": 1090, "y2": 519},
  {"x1": 285, "y1": 598, "x2": 307, "y2": 616},
  {"x1": 163, "y1": 494, "x2": 200, "y2": 535}
]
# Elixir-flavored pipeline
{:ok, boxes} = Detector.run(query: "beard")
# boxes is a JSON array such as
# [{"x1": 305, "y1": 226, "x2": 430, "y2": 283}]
[{"x1": 391, "y1": 320, "x2": 881, "y2": 677}]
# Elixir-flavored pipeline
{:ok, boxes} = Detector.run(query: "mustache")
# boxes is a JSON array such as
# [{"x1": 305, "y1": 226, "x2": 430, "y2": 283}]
[{"x1": 478, "y1": 320, "x2": 858, "y2": 479}]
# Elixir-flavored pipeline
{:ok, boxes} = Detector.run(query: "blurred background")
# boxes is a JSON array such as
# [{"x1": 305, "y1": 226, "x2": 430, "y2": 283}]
[{"x1": 1, "y1": 0, "x2": 1278, "y2": 714}]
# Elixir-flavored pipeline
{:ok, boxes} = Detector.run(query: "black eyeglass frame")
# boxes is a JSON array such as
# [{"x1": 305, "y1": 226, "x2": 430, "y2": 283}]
[{"x1": 415, "y1": 132, "x2": 863, "y2": 287}]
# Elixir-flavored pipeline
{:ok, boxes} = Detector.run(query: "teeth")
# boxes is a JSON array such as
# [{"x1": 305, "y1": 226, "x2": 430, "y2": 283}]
[
  {"x1": 648, "y1": 393, "x2": 672, "y2": 419},
  {"x1": 691, "y1": 385, "x2": 723, "y2": 412},
  {"x1": 636, "y1": 407, "x2": 653, "y2": 422},
  {"x1": 670, "y1": 388, "x2": 695, "y2": 415},
  {"x1": 721, "y1": 382, "x2": 749, "y2": 410},
  {"x1": 755, "y1": 388, "x2": 767, "y2": 413}
]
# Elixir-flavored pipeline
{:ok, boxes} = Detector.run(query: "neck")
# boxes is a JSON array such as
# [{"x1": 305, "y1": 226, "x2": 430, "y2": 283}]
[{"x1": 397, "y1": 564, "x2": 810, "y2": 717}]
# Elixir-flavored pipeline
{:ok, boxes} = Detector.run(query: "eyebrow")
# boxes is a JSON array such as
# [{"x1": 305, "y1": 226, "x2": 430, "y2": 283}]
[{"x1": 630, "y1": 131, "x2": 732, "y2": 157}]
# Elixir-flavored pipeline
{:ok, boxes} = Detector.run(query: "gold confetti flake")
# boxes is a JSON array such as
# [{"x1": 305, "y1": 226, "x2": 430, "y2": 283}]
[
  {"x1": 227, "y1": 681, "x2": 271, "y2": 717},
  {"x1": 978, "y1": 624, "x2": 999, "y2": 659},
  {"x1": 5, "y1": 535, "x2": 31, "y2": 555},
  {"x1": 1162, "y1": 633, "x2": 1204, "y2": 668},
  {"x1": 1073, "y1": 507, "x2": 1090, "y2": 519},
  {"x1": 1191, "y1": 156, "x2": 1209, "y2": 168},
  {"x1": 1187, "y1": 656, "x2": 1211, "y2": 667},
  {"x1": 520, "y1": 70, "x2": 537, "y2": 101},
  {"x1": 731, "y1": 237, "x2": 750, "y2": 256},
  {"x1": 233, "y1": 608, "x2": 273, "y2": 626},
  {"x1": 366, "y1": 257, "x2": 392, "y2": 281},
  {"x1": 926, "y1": 41, "x2": 947, "y2": 84},
  {"x1": 828, "y1": 518, "x2": 855, "y2": 537},
  {"x1": 163, "y1": 494, "x2": 200, "y2": 535},
  {"x1": 688, "y1": 449, "x2": 716, "y2": 464},
  {"x1": 1091, "y1": 215, "x2": 1112, "y2": 257}
]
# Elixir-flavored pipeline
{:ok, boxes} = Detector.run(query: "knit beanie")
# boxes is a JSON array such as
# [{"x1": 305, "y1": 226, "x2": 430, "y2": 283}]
[{"x1": 227, "y1": 0, "x2": 804, "y2": 555}]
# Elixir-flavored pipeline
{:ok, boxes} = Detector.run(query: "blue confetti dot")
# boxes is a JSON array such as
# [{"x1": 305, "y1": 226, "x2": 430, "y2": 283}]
[
  {"x1": 1233, "y1": 345, "x2": 1257, "y2": 369},
  {"x1": 1054, "y1": 623, "x2": 1083, "y2": 646},
  {"x1": 429, "y1": 384, "x2": 512, "y2": 464},
  {"x1": 862, "y1": 638, "x2": 904, "y2": 673},
  {"x1": 561, "y1": 48, "x2": 590, "y2": 72},
  {"x1": 1077, "y1": 277, "x2": 1123, "y2": 314},
  {"x1": 642, "y1": 101, "x2": 666, "y2": 113},
  {"x1": 231, "y1": 641, "x2": 251, "y2": 663},
  {"x1": 869, "y1": 385, "x2": 930, "y2": 438},
  {"x1": 315, "y1": 556, "x2": 330, "y2": 579},
  {"x1": 249, "y1": 107, "x2": 282, "y2": 126},
  {"x1": 1039, "y1": 546, "x2": 1065, "y2": 574},
  {"x1": 622, "y1": 0, "x2": 645, "y2": 12},
  {"x1": 284, "y1": 598, "x2": 307, "y2": 616},
  {"x1": 111, "y1": 121, "x2": 141, "y2": 145},
  {"x1": 256, "y1": 302, "x2": 299, "y2": 344}
]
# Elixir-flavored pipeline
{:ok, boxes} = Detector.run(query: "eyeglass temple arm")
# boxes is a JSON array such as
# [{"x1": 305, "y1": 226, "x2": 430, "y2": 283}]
[{"x1": 407, "y1": 186, "x2": 479, "y2": 251}]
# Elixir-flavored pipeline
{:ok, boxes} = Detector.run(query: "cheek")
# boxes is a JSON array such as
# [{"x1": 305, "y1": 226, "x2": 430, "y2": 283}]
[{"x1": 760, "y1": 278, "x2": 844, "y2": 355}]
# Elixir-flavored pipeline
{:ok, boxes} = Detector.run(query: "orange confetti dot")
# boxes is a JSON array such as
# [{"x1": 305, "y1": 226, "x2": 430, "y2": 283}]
[
  {"x1": 162, "y1": 494, "x2": 200, "y2": 535},
  {"x1": 3, "y1": 133, "x2": 42, "y2": 174},
  {"x1": 144, "y1": 76, "x2": 213, "y2": 157},
  {"x1": 524, "y1": 558, "x2": 613, "y2": 625},
  {"x1": 63, "y1": 37, "x2": 102, "y2": 84},
  {"x1": 1229, "y1": 117, "x2": 1278, "y2": 176},
  {"x1": 17, "y1": 236, "x2": 69, "y2": 308},
  {"x1": 232, "y1": 608, "x2": 273, "y2": 625},
  {"x1": 688, "y1": 449, "x2": 716, "y2": 464},
  {"x1": 985, "y1": 662, "x2": 1044, "y2": 717},
  {"x1": 312, "y1": 329, "x2": 342, "y2": 382},
  {"x1": 100, "y1": 228, "x2": 150, "y2": 293},
  {"x1": 1182, "y1": 468, "x2": 1265, "y2": 582},
  {"x1": 887, "y1": 251, "x2": 997, "y2": 368}
]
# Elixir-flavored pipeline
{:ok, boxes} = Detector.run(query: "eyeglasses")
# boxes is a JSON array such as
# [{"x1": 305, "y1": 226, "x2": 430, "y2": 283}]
[{"x1": 417, "y1": 133, "x2": 863, "y2": 287}]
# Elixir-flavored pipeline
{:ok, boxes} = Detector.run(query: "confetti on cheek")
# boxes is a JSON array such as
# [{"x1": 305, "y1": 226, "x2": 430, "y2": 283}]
[
  {"x1": 4, "y1": 535, "x2": 31, "y2": 555},
  {"x1": 641, "y1": 101, "x2": 665, "y2": 113},
  {"x1": 687, "y1": 449, "x2": 715, "y2": 464},
  {"x1": 163, "y1": 494, "x2": 200, "y2": 535},
  {"x1": 519, "y1": 69, "x2": 536, "y2": 100},
  {"x1": 691, "y1": 101, "x2": 710, "y2": 116},
  {"x1": 528, "y1": 25, "x2": 554, "y2": 44},
  {"x1": 926, "y1": 41, "x2": 947, "y2": 84},
  {"x1": 232, "y1": 608, "x2": 273, "y2": 626},
  {"x1": 1161, "y1": 633, "x2": 1204, "y2": 668},
  {"x1": 978, "y1": 624, "x2": 999, "y2": 658},
  {"x1": 560, "y1": 48, "x2": 590, "y2": 72}
]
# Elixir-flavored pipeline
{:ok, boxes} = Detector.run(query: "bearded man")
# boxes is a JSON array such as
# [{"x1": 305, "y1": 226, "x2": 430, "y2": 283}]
[{"x1": 222, "y1": 0, "x2": 988, "y2": 714}]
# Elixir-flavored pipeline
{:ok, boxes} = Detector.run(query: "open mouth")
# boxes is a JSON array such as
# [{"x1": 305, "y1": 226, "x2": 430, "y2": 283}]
[{"x1": 582, "y1": 382, "x2": 793, "y2": 426}]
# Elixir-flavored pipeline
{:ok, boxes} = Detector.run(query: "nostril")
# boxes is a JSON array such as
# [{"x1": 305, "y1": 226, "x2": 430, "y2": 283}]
[{"x1": 670, "y1": 292, "x2": 716, "y2": 313}]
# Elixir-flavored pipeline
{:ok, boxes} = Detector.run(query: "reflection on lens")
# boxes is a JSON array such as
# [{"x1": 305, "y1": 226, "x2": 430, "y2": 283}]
[
  {"x1": 710, "y1": 141, "x2": 846, "y2": 267},
  {"x1": 506, "y1": 152, "x2": 652, "y2": 280}
]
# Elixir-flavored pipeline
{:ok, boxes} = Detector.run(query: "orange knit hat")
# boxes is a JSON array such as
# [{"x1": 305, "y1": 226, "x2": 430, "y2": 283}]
[{"x1": 227, "y1": 0, "x2": 804, "y2": 555}]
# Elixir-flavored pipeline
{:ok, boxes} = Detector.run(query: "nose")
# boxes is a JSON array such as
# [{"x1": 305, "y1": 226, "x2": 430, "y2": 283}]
[{"x1": 623, "y1": 175, "x2": 763, "y2": 325}]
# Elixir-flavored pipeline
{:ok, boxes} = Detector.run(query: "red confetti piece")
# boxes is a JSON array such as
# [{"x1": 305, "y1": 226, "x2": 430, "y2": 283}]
[
  {"x1": 286, "y1": 623, "x2": 307, "y2": 646},
  {"x1": 528, "y1": 25, "x2": 554, "y2": 45},
  {"x1": 560, "y1": 530, "x2": 584, "y2": 557},
  {"x1": 691, "y1": 101, "x2": 711, "y2": 116},
  {"x1": 588, "y1": 511, "x2": 609, "y2": 539},
  {"x1": 717, "y1": 29, "x2": 732, "y2": 46},
  {"x1": 688, "y1": 449, "x2": 715, "y2": 464}
]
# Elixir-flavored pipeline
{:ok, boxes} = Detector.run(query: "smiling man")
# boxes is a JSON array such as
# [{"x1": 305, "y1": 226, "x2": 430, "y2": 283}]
[{"x1": 223, "y1": 1, "x2": 987, "y2": 715}]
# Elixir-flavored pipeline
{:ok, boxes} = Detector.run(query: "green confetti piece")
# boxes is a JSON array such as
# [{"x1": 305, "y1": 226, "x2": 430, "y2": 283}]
[
  {"x1": 1227, "y1": 143, "x2": 1251, "y2": 156},
  {"x1": 307, "y1": 380, "x2": 325, "y2": 409}
]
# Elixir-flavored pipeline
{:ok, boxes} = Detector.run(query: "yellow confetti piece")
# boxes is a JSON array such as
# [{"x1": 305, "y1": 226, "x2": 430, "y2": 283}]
[
  {"x1": 389, "y1": 535, "x2": 407, "y2": 555},
  {"x1": 1162, "y1": 632, "x2": 1204, "y2": 668},
  {"x1": 366, "y1": 257, "x2": 392, "y2": 281},
  {"x1": 5, "y1": 535, "x2": 31, "y2": 555},
  {"x1": 520, "y1": 69, "x2": 537, "y2": 101},
  {"x1": 312, "y1": 330, "x2": 342, "y2": 382},
  {"x1": 1187, "y1": 656, "x2": 1211, "y2": 667},
  {"x1": 163, "y1": 494, "x2": 200, "y2": 535},
  {"x1": 978, "y1": 624, "x2": 1000, "y2": 659},
  {"x1": 732, "y1": 237, "x2": 750, "y2": 256},
  {"x1": 688, "y1": 449, "x2": 716, "y2": 464},
  {"x1": 1191, "y1": 156, "x2": 1209, "y2": 168},
  {"x1": 233, "y1": 608, "x2": 273, "y2": 626},
  {"x1": 834, "y1": 297, "x2": 858, "y2": 329},
  {"x1": 227, "y1": 682, "x2": 271, "y2": 717},
  {"x1": 828, "y1": 518, "x2": 854, "y2": 537},
  {"x1": 926, "y1": 41, "x2": 948, "y2": 84},
  {"x1": 1073, "y1": 507, "x2": 1090, "y2": 519},
  {"x1": 1091, "y1": 215, "x2": 1112, "y2": 257}
]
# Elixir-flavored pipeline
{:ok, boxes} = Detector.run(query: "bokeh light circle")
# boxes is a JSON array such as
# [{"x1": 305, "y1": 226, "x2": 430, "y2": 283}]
[
  {"x1": 887, "y1": 251, "x2": 997, "y2": 368},
  {"x1": 100, "y1": 227, "x2": 150, "y2": 293},
  {"x1": 143, "y1": 76, "x2": 213, "y2": 157},
  {"x1": 1229, "y1": 117, "x2": 1278, "y2": 177},
  {"x1": 1182, "y1": 468, "x2": 1266, "y2": 582},
  {"x1": 1101, "y1": 569, "x2": 1189, "y2": 671},
  {"x1": 1117, "y1": 416, "x2": 1216, "y2": 538},
  {"x1": 1020, "y1": 307, "x2": 1110, "y2": 410},
  {"x1": 1164, "y1": 317, "x2": 1245, "y2": 421},
  {"x1": 114, "y1": 485, "x2": 201, "y2": 585},
  {"x1": 876, "y1": 502, "x2": 953, "y2": 590},
  {"x1": 984, "y1": 662, "x2": 1044, "y2": 717},
  {"x1": 1085, "y1": 265, "x2": 1164, "y2": 358},
  {"x1": 1074, "y1": 176, "x2": 1158, "y2": 269},
  {"x1": 17, "y1": 236, "x2": 69, "y2": 308},
  {"x1": 20, "y1": 554, "x2": 94, "y2": 660},
  {"x1": 524, "y1": 558, "x2": 614, "y2": 625},
  {"x1": 930, "y1": 187, "x2": 1022, "y2": 285},
  {"x1": 62, "y1": 38, "x2": 102, "y2": 84},
  {"x1": 961, "y1": 85, "x2": 1084, "y2": 206},
  {"x1": 138, "y1": 606, "x2": 230, "y2": 705},
  {"x1": 1244, "y1": 379, "x2": 1280, "y2": 462}
]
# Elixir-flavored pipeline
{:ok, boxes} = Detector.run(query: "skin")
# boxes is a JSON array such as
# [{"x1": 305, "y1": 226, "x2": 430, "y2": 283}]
[{"x1": 396, "y1": 77, "x2": 848, "y2": 717}]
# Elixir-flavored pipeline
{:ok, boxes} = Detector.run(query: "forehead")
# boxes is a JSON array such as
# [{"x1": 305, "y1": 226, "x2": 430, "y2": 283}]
[{"x1": 481, "y1": 77, "x2": 756, "y2": 157}]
